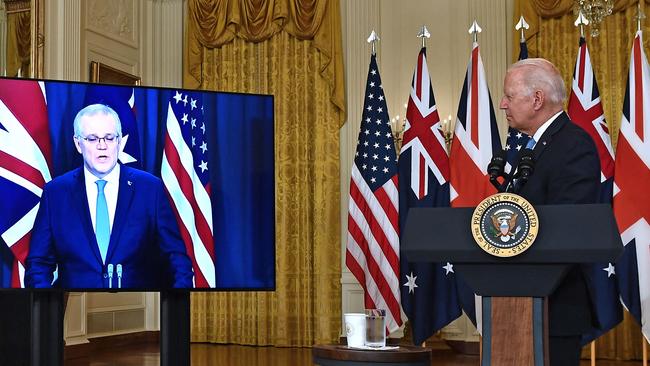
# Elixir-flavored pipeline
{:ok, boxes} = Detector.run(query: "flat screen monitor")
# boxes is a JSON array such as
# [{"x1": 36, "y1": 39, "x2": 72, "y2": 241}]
[{"x1": 0, "y1": 78, "x2": 275, "y2": 291}]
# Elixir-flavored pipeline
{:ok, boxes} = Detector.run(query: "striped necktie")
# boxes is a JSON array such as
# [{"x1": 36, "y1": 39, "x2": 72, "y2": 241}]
[{"x1": 96, "y1": 179, "x2": 110, "y2": 263}]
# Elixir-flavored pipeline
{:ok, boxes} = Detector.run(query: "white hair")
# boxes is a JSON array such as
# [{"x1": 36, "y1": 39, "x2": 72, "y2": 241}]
[
  {"x1": 73, "y1": 104, "x2": 122, "y2": 138},
  {"x1": 507, "y1": 58, "x2": 566, "y2": 106}
]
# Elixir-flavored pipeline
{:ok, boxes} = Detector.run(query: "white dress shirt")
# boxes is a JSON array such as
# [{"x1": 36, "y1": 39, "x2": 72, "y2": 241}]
[
  {"x1": 528, "y1": 110, "x2": 563, "y2": 149},
  {"x1": 84, "y1": 164, "x2": 120, "y2": 234}
]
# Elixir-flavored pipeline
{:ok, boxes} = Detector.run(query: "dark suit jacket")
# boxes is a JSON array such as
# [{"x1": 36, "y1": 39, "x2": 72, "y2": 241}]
[
  {"x1": 25, "y1": 165, "x2": 194, "y2": 289},
  {"x1": 517, "y1": 112, "x2": 601, "y2": 336}
]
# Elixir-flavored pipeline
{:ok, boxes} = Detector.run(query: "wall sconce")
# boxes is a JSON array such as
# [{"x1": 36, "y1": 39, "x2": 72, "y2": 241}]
[{"x1": 441, "y1": 114, "x2": 454, "y2": 150}]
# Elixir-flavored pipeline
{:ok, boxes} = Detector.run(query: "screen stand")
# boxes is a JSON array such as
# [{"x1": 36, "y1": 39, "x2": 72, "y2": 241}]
[
  {"x1": 161, "y1": 291, "x2": 190, "y2": 366},
  {"x1": 30, "y1": 292, "x2": 64, "y2": 366}
]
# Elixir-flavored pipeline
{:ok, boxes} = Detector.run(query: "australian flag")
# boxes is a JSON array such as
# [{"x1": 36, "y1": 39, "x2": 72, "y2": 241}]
[
  {"x1": 567, "y1": 37, "x2": 622, "y2": 344},
  {"x1": 399, "y1": 47, "x2": 462, "y2": 344}
]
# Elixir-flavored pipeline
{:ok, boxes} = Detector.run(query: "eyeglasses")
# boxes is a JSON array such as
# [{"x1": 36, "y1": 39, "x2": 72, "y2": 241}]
[{"x1": 78, "y1": 134, "x2": 119, "y2": 145}]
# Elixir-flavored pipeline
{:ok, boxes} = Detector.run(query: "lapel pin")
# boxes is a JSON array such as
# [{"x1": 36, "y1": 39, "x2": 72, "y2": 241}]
[
  {"x1": 127, "y1": 180, "x2": 132, "y2": 186},
  {"x1": 543, "y1": 141, "x2": 547, "y2": 146}
]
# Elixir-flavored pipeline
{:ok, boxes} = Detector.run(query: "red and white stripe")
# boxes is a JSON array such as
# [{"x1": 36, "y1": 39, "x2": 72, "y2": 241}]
[
  {"x1": 346, "y1": 165, "x2": 402, "y2": 332},
  {"x1": 0, "y1": 79, "x2": 52, "y2": 287},
  {"x1": 161, "y1": 102, "x2": 215, "y2": 288}
]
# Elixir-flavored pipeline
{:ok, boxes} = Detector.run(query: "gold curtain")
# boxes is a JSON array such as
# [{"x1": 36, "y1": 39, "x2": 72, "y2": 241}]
[
  {"x1": 6, "y1": 9, "x2": 31, "y2": 77},
  {"x1": 185, "y1": 0, "x2": 345, "y2": 119},
  {"x1": 514, "y1": 0, "x2": 648, "y2": 360},
  {"x1": 186, "y1": 0, "x2": 345, "y2": 346}
]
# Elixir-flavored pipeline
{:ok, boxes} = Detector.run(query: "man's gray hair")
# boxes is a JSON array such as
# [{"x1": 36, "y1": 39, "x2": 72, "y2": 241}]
[
  {"x1": 73, "y1": 104, "x2": 123, "y2": 137},
  {"x1": 508, "y1": 58, "x2": 566, "y2": 106}
]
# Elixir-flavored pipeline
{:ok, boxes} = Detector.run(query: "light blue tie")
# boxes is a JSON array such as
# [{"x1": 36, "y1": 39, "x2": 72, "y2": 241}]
[
  {"x1": 525, "y1": 137, "x2": 536, "y2": 150},
  {"x1": 96, "y1": 180, "x2": 110, "y2": 264}
]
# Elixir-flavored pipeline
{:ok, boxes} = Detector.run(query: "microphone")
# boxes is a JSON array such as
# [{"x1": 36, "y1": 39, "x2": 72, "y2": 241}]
[
  {"x1": 116, "y1": 264, "x2": 123, "y2": 289},
  {"x1": 513, "y1": 149, "x2": 535, "y2": 192},
  {"x1": 107, "y1": 263, "x2": 114, "y2": 289},
  {"x1": 488, "y1": 150, "x2": 507, "y2": 192}
]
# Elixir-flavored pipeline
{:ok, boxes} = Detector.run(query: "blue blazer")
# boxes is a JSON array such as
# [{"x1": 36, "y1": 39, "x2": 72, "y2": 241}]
[{"x1": 25, "y1": 166, "x2": 194, "y2": 289}]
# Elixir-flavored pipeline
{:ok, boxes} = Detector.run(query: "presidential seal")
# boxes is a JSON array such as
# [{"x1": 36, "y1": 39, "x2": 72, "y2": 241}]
[{"x1": 470, "y1": 193, "x2": 539, "y2": 257}]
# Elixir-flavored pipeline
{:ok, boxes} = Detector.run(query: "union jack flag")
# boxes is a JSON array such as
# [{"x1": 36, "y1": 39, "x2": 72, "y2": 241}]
[
  {"x1": 161, "y1": 91, "x2": 215, "y2": 288},
  {"x1": 613, "y1": 31, "x2": 650, "y2": 342},
  {"x1": 449, "y1": 41, "x2": 501, "y2": 330},
  {"x1": 0, "y1": 79, "x2": 52, "y2": 288},
  {"x1": 567, "y1": 37, "x2": 622, "y2": 344},
  {"x1": 346, "y1": 54, "x2": 403, "y2": 333},
  {"x1": 568, "y1": 38, "x2": 615, "y2": 186},
  {"x1": 399, "y1": 47, "x2": 462, "y2": 344},
  {"x1": 449, "y1": 42, "x2": 501, "y2": 207}
]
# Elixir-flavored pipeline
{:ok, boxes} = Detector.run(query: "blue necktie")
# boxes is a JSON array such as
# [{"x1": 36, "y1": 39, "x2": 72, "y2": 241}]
[
  {"x1": 525, "y1": 137, "x2": 536, "y2": 149},
  {"x1": 96, "y1": 180, "x2": 110, "y2": 264}
]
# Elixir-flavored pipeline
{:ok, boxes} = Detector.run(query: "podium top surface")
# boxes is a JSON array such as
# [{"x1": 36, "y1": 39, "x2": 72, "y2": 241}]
[{"x1": 401, "y1": 204, "x2": 622, "y2": 264}]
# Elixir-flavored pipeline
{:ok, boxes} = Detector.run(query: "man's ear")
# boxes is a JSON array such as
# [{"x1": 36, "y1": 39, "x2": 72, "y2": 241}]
[
  {"x1": 532, "y1": 90, "x2": 545, "y2": 111},
  {"x1": 74, "y1": 137, "x2": 82, "y2": 154}
]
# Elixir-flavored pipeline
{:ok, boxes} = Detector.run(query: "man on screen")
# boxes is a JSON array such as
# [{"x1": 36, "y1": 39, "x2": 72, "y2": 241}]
[
  {"x1": 25, "y1": 104, "x2": 194, "y2": 289},
  {"x1": 499, "y1": 58, "x2": 600, "y2": 366}
]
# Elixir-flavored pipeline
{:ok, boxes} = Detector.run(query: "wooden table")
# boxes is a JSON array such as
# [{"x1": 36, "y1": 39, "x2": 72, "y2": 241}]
[{"x1": 312, "y1": 344, "x2": 432, "y2": 366}]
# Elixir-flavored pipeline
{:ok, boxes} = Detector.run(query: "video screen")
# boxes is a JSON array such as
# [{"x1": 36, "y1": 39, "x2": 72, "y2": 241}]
[{"x1": 0, "y1": 78, "x2": 275, "y2": 291}]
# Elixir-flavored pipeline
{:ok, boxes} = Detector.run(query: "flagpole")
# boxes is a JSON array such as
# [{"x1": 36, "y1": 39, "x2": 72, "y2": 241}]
[
  {"x1": 414, "y1": 27, "x2": 431, "y2": 351},
  {"x1": 636, "y1": 6, "x2": 647, "y2": 366},
  {"x1": 574, "y1": 10, "x2": 589, "y2": 39},
  {"x1": 515, "y1": 15, "x2": 529, "y2": 43},
  {"x1": 367, "y1": 30, "x2": 379, "y2": 56},
  {"x1": 417, "y1": 25, "x2": 430, "y2": 49},
  {"x1": 468, "y1": 20, "x2": 482, "y2": 44},
  {"x1": 571, "y1": 10, "x2": 595, "y2": 365},
  {"x1": 637, "y1": 2, "x2": 645, "y2": 33}
]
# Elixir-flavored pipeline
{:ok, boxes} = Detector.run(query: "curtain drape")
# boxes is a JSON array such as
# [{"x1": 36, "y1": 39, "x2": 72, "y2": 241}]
[
  {"x1": 6, "y1": 9, "x2": 31, "y2": 77},
  {"x1": 514, "y1": 0, "x2": 648, "y2": 359},
  {"x1": 185, "y1": 0, "x2": 345, "y2": 122},
  {"x1": 185, "y1": 0, "x2": 344, "y2": 346}
]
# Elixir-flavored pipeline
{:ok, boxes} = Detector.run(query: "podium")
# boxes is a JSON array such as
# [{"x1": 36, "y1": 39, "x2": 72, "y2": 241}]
[{"x1": 401, "y1": 203, "x2": 622, "y2": 366}]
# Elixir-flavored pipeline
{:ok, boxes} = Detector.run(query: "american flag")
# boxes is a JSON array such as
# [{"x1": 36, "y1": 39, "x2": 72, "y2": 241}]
[
  {"x1": 567, "y1": 37, "x2": 622, "y2": 344},
  {"x1": 0, "y1": 79, "x2": 52, "y2": 288},
  {"x1": 449, "y1": 41, "x2": 501, "y2": 330},
  {"x1": 613, "y1": 30, "x2": 650, "y2": 342},
  {"x1": 505, "y1": 40, "x2": 532, "y2": 171},
  {"x1": 161, "y1": 90, "x2": 215, "y2": 288},
  {"x1": 398, "y1": 47, "x2": 462, "y2": 344},
  {"x1": 346, "y1": 54, "x2": 403, "y2": 333}
]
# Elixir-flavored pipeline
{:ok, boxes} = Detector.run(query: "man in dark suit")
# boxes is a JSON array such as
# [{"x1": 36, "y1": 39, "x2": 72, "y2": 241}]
[
  {"x1": 25, "y1": 104, "x2": 194, "y2": 289},
  {"x1": 499, "y1": 58, "x2": 600, "y2": 365}
]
